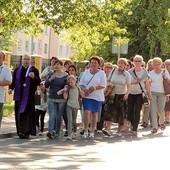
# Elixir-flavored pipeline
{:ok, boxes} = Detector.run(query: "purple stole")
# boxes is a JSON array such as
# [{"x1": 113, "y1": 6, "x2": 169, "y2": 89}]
[{"x1": 14, "y1": 65, "x2": 32, "y2": 113}]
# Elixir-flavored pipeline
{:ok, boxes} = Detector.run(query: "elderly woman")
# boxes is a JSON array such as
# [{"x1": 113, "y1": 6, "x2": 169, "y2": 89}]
[
  {"x1": 79, "y1": 55, "x2": 107, "y2": 139},
  {"x1": 99, "y1": 62, "x2": 114, "y2": 136},
  {"x1": 103, "y1": 62, "x2": 114, "y2": 78},
  {"x1": 149, "y1": 57, "x2": 170, "y2": 133},
  {"x1": 45, "y1": 59, "x2": 68, "y2": 139},
  {"x1": 109, "y1": 58, "x2": 131, "y2": 136},
  {"x1": 127, "y1": 55, "x2": 151, "y2": 136},
  {"x1": 125, "y1": 59, "x2": 133, "y2": 71}
]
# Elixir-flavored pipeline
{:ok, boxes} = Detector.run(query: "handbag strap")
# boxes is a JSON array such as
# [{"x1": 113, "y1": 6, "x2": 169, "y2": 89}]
[
  {"x1": 163, "y1": 69, "x2": 167, "y2": 79},
  {"x1": 86, "y1": 71, "x2": 97, "y2": 86},
  {"x1": 108, "y1": 69, "x2": 115, "y2": 81},
  {"x1": 133, "y1": 69, "x2": 144, "y2": 93}
]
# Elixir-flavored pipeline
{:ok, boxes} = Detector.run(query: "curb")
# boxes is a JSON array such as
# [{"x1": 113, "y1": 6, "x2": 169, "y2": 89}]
[
  {"x1": 0, "y1": 124, "x2": 82, "y2": 139},
  {"x1": 0, "y1": 132, "x2": 17, "y2": 139},
  {"x1": 0, "y1": 128, "x2": 48, "y2": 139}
]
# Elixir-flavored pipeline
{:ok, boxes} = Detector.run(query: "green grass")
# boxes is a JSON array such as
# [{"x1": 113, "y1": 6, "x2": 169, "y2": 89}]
[{"x1": 3, "y1": 101, "x2": 14, "y2": 117}]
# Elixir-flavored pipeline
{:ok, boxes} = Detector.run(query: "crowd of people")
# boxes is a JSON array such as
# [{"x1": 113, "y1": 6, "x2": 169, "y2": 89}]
[{"x1": 1, "y1": 50, "x2": 170, "y2": 140}]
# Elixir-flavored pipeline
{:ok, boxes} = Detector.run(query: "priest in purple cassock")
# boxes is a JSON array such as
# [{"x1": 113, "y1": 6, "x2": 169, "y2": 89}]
[{"x1": 9, "y1": 54, "x2": 41, "y2": 139}]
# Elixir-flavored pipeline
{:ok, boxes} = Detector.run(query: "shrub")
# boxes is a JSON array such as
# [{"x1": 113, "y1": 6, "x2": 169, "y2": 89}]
[{"x1": 3, "y1": 101, "x2": 14, "y2": 117}]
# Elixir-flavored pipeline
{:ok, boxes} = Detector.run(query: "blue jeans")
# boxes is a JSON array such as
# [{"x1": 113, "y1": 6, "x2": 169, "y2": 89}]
[{"x1": 48, "y1": 100, "x2": 66, "y2": 135}]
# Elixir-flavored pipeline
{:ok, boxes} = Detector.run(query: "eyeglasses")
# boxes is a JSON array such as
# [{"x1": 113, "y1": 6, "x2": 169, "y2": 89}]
[{"x1": 134, "y1": 60, "x2": 141, "y2": 62}]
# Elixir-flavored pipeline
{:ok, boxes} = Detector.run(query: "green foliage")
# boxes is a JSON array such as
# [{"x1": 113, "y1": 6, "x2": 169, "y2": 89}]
[
  {"x1": 0, "y1": 0, "x2": 44, "y2": 49},
  {"x1": 43, "y1": 0, "x2": 130, "y2": 62},
  {"x1": 119, "y1": 0, "x2": 170, "y2": 60},
  {"x1": 3, "y1": 102, "x2": 14, "y2": 117},
  {"x1": 0, "y1": 33, "x2": 17, "y2": 51},
  {"x1": 1, "y1": 0, "x2": 170, "y2": 61}
]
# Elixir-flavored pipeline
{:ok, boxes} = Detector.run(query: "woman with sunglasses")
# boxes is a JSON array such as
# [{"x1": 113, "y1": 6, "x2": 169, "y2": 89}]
[
  {"x1": 99, "y1": 62, "x2": 114, "y2": 136},
  {"x1": 127, "y1": 55, "x2": 151, "y2": 136}
]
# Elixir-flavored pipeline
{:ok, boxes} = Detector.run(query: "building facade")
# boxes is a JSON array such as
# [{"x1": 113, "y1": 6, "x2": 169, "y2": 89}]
[{"x1": 11, "y1": 27, "x2": 74, "y2": 60}]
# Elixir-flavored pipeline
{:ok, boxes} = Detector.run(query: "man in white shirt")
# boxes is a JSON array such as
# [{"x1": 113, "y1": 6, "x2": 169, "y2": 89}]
[{"x1": 0, "y1": 51, "x2": 12, "y2": 129}]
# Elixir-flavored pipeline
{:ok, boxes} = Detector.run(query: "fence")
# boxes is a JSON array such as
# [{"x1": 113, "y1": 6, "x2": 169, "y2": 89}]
[{"x1": 3, "y1": 52, "x2": 88, "y2": 103}]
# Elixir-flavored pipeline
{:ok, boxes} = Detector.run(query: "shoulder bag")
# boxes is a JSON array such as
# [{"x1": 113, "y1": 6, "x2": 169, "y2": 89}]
[
  {"x1": 104, "y1": 69, "x2": 115, "y2": 101},
  {"x1": 163, "y1": 70, "x2": 170, "y2": 96},
  {"x1": 133, "y1": 69, "x2": 149, "y2": 105}
]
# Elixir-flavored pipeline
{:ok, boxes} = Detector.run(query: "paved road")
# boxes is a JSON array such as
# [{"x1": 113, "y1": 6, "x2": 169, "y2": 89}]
[{"x1": 0, "y1": 122, "x2": 170, "y2": 170}]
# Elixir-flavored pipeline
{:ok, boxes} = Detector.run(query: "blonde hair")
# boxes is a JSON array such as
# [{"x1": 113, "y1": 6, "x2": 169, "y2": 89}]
[
  {"x1": 104, "y1": 62, "x2": 113, "y2": 68},
  {"x1": 152, "y1": 57, "x2": 163, "y2": 65},
  {"x1": 164, "y1": 59, "x2": 170, "y2": 65},
  {"x1": 133, "y1": 55, "x2": 143, "y2": 62},
  {"x1": 146, "y1": 59, "x2": 153, "y2": 70},
  {"x1": 67, "y1": 75, "x2": 76, "y2": 82},
  {"x1": 117, "y1": 58, "x2": 128, "y2": 66},
  {"x1": 147, "y1": 59, "x2": 153, "y2": 64}
]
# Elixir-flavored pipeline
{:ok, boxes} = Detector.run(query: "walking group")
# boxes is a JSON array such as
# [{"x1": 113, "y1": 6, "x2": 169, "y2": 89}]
[{"x1": 0, "y1": 51, "x2": 170, "y2": 140}]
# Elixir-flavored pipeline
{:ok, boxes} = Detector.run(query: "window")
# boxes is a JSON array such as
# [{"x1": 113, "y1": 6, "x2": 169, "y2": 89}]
[
  {"x1": 66, "y1": 45, "x2": 69, "y2": 55},
  {"x1": 44, "y1": 43, "x2": 47, "y2": 54},
  {"x1": 59, "y1": 45, "x2": 63, "y2": 56},
  {"x1": 32, "y1": 42, "x2": 35, "y2": 53},
  {"x1": 25, "y1": 41, "x2": 29, "y2": 52},
  {"x1": 44, "y1": 27, "x2": 48, "y2": 35},
  {"x1": 18, "y1": 40, "x2": 22, "y2": 51}
]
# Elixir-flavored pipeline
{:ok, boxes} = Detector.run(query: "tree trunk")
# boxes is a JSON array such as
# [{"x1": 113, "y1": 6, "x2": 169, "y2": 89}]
[{"x1": 155, "y1": 41, "x2": 161, "y2": 57}]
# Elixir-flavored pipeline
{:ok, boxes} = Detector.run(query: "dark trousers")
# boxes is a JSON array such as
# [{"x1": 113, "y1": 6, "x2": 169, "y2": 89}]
[
  {"x1": 15, "y1": 101, "x2": 19, "y2": 135},
  {"x1": 127, "y1": 94, "x2": 143, "y2": 131},
  {"x1": 63, "y1": 107, "x2": 68, "y2": 131},
  {"x1": 35, "y1": 109, "x2": 46, "y2": 132},
  {"x1": 0, "y1": 103, "x2": 4, "y2": 129},
  {"x1": 97, "y1": 107, "x2": 104, "y2": 130},
  {"x1": 114, "y1": 94, "x2": 126, "y2": 126},
  {"x1": 15, "y1": 100, "x2": 36, "y2": 136}
]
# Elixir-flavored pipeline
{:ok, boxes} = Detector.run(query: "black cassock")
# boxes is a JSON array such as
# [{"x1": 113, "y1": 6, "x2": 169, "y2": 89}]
[{"x1": 9, "y1": 66, "x2": 41, "y2": 138}]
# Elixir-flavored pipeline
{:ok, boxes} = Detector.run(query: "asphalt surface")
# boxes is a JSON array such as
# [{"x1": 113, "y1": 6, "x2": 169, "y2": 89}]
[{"x1": 1, "y1": 114, "x2": 170, "y2": 170}]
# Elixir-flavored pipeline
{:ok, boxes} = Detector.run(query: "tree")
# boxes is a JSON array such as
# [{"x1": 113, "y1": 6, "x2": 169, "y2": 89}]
[
  {"x1": 2, "y1": 0, "x2": 170, "y2": 62},
  {"x1": 33, "y1": 0, "x2": 130, "y2": 61},
  {"x1": 119, "y1": 0, "x2": 170, "y2": 60},
  {"x1": 0, "y1": 0, "x2": 43, "y2": 50}
]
